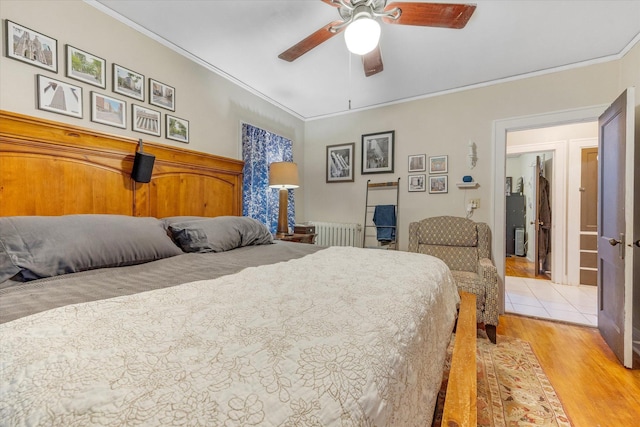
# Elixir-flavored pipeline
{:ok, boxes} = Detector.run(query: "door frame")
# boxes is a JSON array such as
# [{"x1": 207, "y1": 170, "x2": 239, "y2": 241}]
[
  {"x1": 567, "y1": 138, "x2": 599, "y2": 285},
  {"x1": 492, "y1": 105, "x2": 608, "y2": 313}
]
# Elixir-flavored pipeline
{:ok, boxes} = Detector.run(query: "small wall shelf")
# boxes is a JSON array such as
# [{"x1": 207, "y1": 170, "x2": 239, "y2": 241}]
[{"x1": 456, "y1": 182, "x2": 479, "y2": 189}]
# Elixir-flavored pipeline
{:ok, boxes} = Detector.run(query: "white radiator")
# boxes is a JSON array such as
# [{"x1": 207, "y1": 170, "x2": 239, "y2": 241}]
[{"x1": 308, "y1": 221, "x2": 362, "y2": 247}]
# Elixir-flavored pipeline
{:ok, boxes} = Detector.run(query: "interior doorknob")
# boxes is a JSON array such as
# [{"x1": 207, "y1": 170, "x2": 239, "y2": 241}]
[
  {"x1": 609, "y1": 238, "x2": 622, "y2": 246},
  {"x1": 635, "y1": 240, "x2": 640, "y2": 248}
]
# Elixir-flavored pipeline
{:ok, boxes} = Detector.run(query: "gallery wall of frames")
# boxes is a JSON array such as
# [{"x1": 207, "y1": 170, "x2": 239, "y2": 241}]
[{"x1": 5, "y1": 20, "x2": 190, "y2": 144}]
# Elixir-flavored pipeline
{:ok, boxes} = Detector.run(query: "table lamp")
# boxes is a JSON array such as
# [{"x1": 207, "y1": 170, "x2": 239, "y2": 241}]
[{"x1": 269, "y1": 162, "x2": 299, "y2": 237}]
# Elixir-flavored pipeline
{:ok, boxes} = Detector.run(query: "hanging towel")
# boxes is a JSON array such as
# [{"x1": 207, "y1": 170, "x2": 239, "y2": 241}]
[{"x1": 373, "y1": 204, "x2": 396, "y2": 242}]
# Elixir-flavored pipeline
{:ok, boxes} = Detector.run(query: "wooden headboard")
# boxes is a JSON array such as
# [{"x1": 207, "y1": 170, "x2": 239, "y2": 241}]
[{"x1": 0, "y1": 110, "x2": 243, "y2": 217}]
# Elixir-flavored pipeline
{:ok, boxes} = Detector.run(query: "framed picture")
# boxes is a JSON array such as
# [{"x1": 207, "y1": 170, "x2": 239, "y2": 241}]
[
  {"x1": 113, "y1": 64, "x2": 144, "y2": 101},
  {"x1": 408, "y1": 174, "x2": 426, "y2": 192},
  {"x1": 149, "y1": 78, "x2": 175, "y2": 111},
  {"x1": 90, "y1": 92, "x2": 126, "y2": 129},
  {"x1": 326, "y1": 143, "x2": 355, "y2": 183},
  {"x1": 429, "y1": 175, "x2": 448, "y2": 194},
  {"x1": 132, "y1": 104, "x2": 161, "y2": 136},
  {"x1": 506, "y1": 176, "x2": 513, "y2": 195},
  {"x1": 166, "y1": 114, "x2": 190, "y2": 143},
  {"x1": 408, "y1": 154, "x2": 426, "y2": 172},
  {"x1": 361, "y1": 130, "x2": 394, "y2": 174},
  {"x1": 6, "y1": 20, "x2": 58, "y2": 73},
  {"x1": 36, "y1": 74, "x2": 82, "y2": 118},
  {"x1": 65, "y1": 45, "x2": 106, "y2": 88},
  {"x1": 429, "y1": 155, "x2": 448, "y2": 174}
]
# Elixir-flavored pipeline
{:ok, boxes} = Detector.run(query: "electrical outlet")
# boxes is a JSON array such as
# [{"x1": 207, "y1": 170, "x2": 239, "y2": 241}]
[{"x1": 471, "y1": 199, "x2": 480, "y2": 209}]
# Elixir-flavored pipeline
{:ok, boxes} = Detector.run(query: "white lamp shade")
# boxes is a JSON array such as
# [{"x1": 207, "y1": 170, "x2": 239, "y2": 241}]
[
  {"x1": 269, "y1": 162, "x2": 299, "y2": 189},
  {"x1": 344, "y1": 17, "x2": 381, "y2": 55}
]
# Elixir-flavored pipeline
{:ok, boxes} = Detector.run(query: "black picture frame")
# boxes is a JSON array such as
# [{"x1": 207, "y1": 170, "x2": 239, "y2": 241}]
[
  {"x1": 90, "y1": 91, "x2": 126, "y2": 129},
  {"x1": 6, "y1": 20, "x2": 58, "y2": 73},
  {"x1": 166, "y1": 114, "x2": 190, "y2": 143},
  {"x1": 65, "y1": 45, "x2": 106, "y2": 88},
  {"x1": 326, "y1": 143, "x2": 355, "y2": 182},
  {"x1": 361, "y1": 130, "x2": 394, "y2": 174},
  {"x1": 132, "y1": 104, "x2": 161, "y2": 136},
  {"x1": 36, "y1": 74, "x2": 82, "y2": 118},
  {"x1": 149, "y1": 78, "x2": 175, "y2": 111},
  {"x1": 113, "y1": 64, "x2": 144, "y2": 101}
]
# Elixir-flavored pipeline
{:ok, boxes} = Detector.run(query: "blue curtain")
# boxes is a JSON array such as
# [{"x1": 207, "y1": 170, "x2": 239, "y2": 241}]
[{"x1": 242, "y1": 123, "x2": 294, "y2": 234}]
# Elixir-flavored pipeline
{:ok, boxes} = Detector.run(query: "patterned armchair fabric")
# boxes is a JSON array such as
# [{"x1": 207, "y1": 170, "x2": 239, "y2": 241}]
[{"x1": 408, "y1": 216, "x2": 499, "y2": 342}]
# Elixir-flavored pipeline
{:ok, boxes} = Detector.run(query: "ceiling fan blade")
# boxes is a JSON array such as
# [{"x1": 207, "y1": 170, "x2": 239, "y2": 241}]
[
  {"x1": 278, "y1": 21, "x2": 345, "y2": 62},
  {"x1": 320, "y1": 0, "x2": 342, "y2": 7},
  {"x1": 362, "y1": 46, "x2": 384, "y2": 77},
  {"x1": 383, "y1": 2, "x2": 476, "y2": 29}
]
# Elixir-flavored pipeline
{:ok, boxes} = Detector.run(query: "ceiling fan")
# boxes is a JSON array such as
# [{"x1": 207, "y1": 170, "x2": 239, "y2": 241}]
[{"x1": 278, "y1": 0, "x2": 476, "y2": 77}]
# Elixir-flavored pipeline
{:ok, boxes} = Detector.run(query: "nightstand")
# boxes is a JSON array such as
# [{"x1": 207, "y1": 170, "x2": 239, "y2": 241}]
[{"x1": 276, "y1": 233, "x2": 317, "y2": 244}]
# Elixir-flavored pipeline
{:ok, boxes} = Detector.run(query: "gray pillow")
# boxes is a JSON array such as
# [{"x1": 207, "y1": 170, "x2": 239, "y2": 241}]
[
  {"x1": 168, "y1": 216, "x2": 273, "y2": 253},
  {"x1": 0, "y1": 215, "x2": 183, "y2": 284},
  {"x1": 161, "y1": 216, "x2": 211, "y2": 229}
]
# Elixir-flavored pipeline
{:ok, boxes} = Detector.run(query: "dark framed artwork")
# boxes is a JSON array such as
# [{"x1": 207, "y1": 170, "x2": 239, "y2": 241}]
[
  {"x1": 6, "y1": 20, "x2": 58, "y2": 73},
  {"x1": 361, "y1": 130, "x2": 394, "y2": 174},
  {"x1": 149, "y1": 78, "x2": 175, "y2": 111},
  {"x1": 36, "y1": 74, "x2": 82, "y2": 118},
  {"x1": 166, "y1": 114, "x2": 189, "y2": 143},
  {"x1": 506, "y1": 176, "x2": 513, "y2": 195},
  {"x1": 66, "y1": 45, "x2": 106, "y2": 88},
  {"x1": 113, "y1": 64, "x2": 144, "y2": 101},
  {"x1": 326, "y1": 143, "x2": 355, "y2": 182},
  {"x1": 132, "y1": 104, "x2": 161, "y2": 136}
]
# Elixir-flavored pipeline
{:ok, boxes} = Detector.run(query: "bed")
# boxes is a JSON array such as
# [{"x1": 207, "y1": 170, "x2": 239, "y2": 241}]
[{"x1": 0, "y1": 111, "x2": 474, "y2": 426}]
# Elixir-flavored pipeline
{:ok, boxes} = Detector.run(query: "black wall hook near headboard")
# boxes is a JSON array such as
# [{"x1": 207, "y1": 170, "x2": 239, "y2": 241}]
[{"x1": 131, "y1": 138, "x2": 155, "y2": 183}]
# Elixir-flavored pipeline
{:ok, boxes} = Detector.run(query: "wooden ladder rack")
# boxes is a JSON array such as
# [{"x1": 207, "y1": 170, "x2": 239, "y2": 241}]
[{"x1": 362, "y1": 178, "x2": 400, "y2": 249}]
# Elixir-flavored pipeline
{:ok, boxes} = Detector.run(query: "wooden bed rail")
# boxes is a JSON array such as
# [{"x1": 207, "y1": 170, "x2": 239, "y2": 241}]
[{"x1": 442, "y1": 291, "x2": 477, "y2": 427}]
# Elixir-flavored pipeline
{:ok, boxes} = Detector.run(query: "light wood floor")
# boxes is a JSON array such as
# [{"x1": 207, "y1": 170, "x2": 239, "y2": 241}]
[
  {"x1": 505, "y1": 255, "x2": 550, "y2": 280},
  {"x1": 498, "y1": 314, "x2": 640, "y2": 427}
]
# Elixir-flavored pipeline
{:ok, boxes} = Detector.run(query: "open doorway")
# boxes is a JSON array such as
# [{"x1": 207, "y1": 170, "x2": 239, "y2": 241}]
[
  {"x1": 505, "y1": 150, "x2": 553, "y2": 280},
  {"x1": 503, "y1": 122, "x2": 598, "y2": 326}
]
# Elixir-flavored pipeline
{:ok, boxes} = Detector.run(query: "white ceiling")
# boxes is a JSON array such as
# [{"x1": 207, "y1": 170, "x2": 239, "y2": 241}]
[{"x1": 91, "y1": 0, "x2": 640, "y2": 120}]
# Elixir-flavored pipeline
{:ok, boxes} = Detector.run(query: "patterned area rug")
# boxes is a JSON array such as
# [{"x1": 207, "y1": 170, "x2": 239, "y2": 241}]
[{"x1": 433, "y1": 333, "x2": 573, "y2": 426}]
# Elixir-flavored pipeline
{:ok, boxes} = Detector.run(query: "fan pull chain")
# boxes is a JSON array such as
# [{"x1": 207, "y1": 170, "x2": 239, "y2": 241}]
[{"x1": 348, "y1": 50, "x2": 352, "y2": 110}]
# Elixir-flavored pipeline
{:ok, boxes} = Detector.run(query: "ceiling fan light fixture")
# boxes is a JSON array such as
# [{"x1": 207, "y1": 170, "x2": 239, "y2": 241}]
[{"x1": 344, "y1": 17, "x2": 381, "y2": 55}]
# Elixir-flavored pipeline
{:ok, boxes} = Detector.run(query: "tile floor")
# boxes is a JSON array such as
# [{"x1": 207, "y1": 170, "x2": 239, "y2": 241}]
[{"x1": 505, "y1": 275, "x2": 598, "y2": 327}]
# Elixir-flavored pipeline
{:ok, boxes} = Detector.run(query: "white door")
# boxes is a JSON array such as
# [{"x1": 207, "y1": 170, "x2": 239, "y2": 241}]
[{"x1": 597, "y1": 88, "x2": 636, "y2": 368}]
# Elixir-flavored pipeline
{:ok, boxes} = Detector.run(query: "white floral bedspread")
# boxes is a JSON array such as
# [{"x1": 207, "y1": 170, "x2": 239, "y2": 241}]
[{"x1": 0, "y1": 247, "x2": 459, "y2": 426}]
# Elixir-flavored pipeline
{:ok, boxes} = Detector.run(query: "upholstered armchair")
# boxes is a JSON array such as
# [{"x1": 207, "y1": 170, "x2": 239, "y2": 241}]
[{"x1": 408, "y1": 216, "x2": 498, "y2": 343}]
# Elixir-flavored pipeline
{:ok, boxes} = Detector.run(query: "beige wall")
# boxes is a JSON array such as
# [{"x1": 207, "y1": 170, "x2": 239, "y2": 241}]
[
  {"x1": 0, "y1": 0, "x2": 306, "y2": 214},
  {"x1": 303, "y1": 42, "x2": 639, "y2": 251}
]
